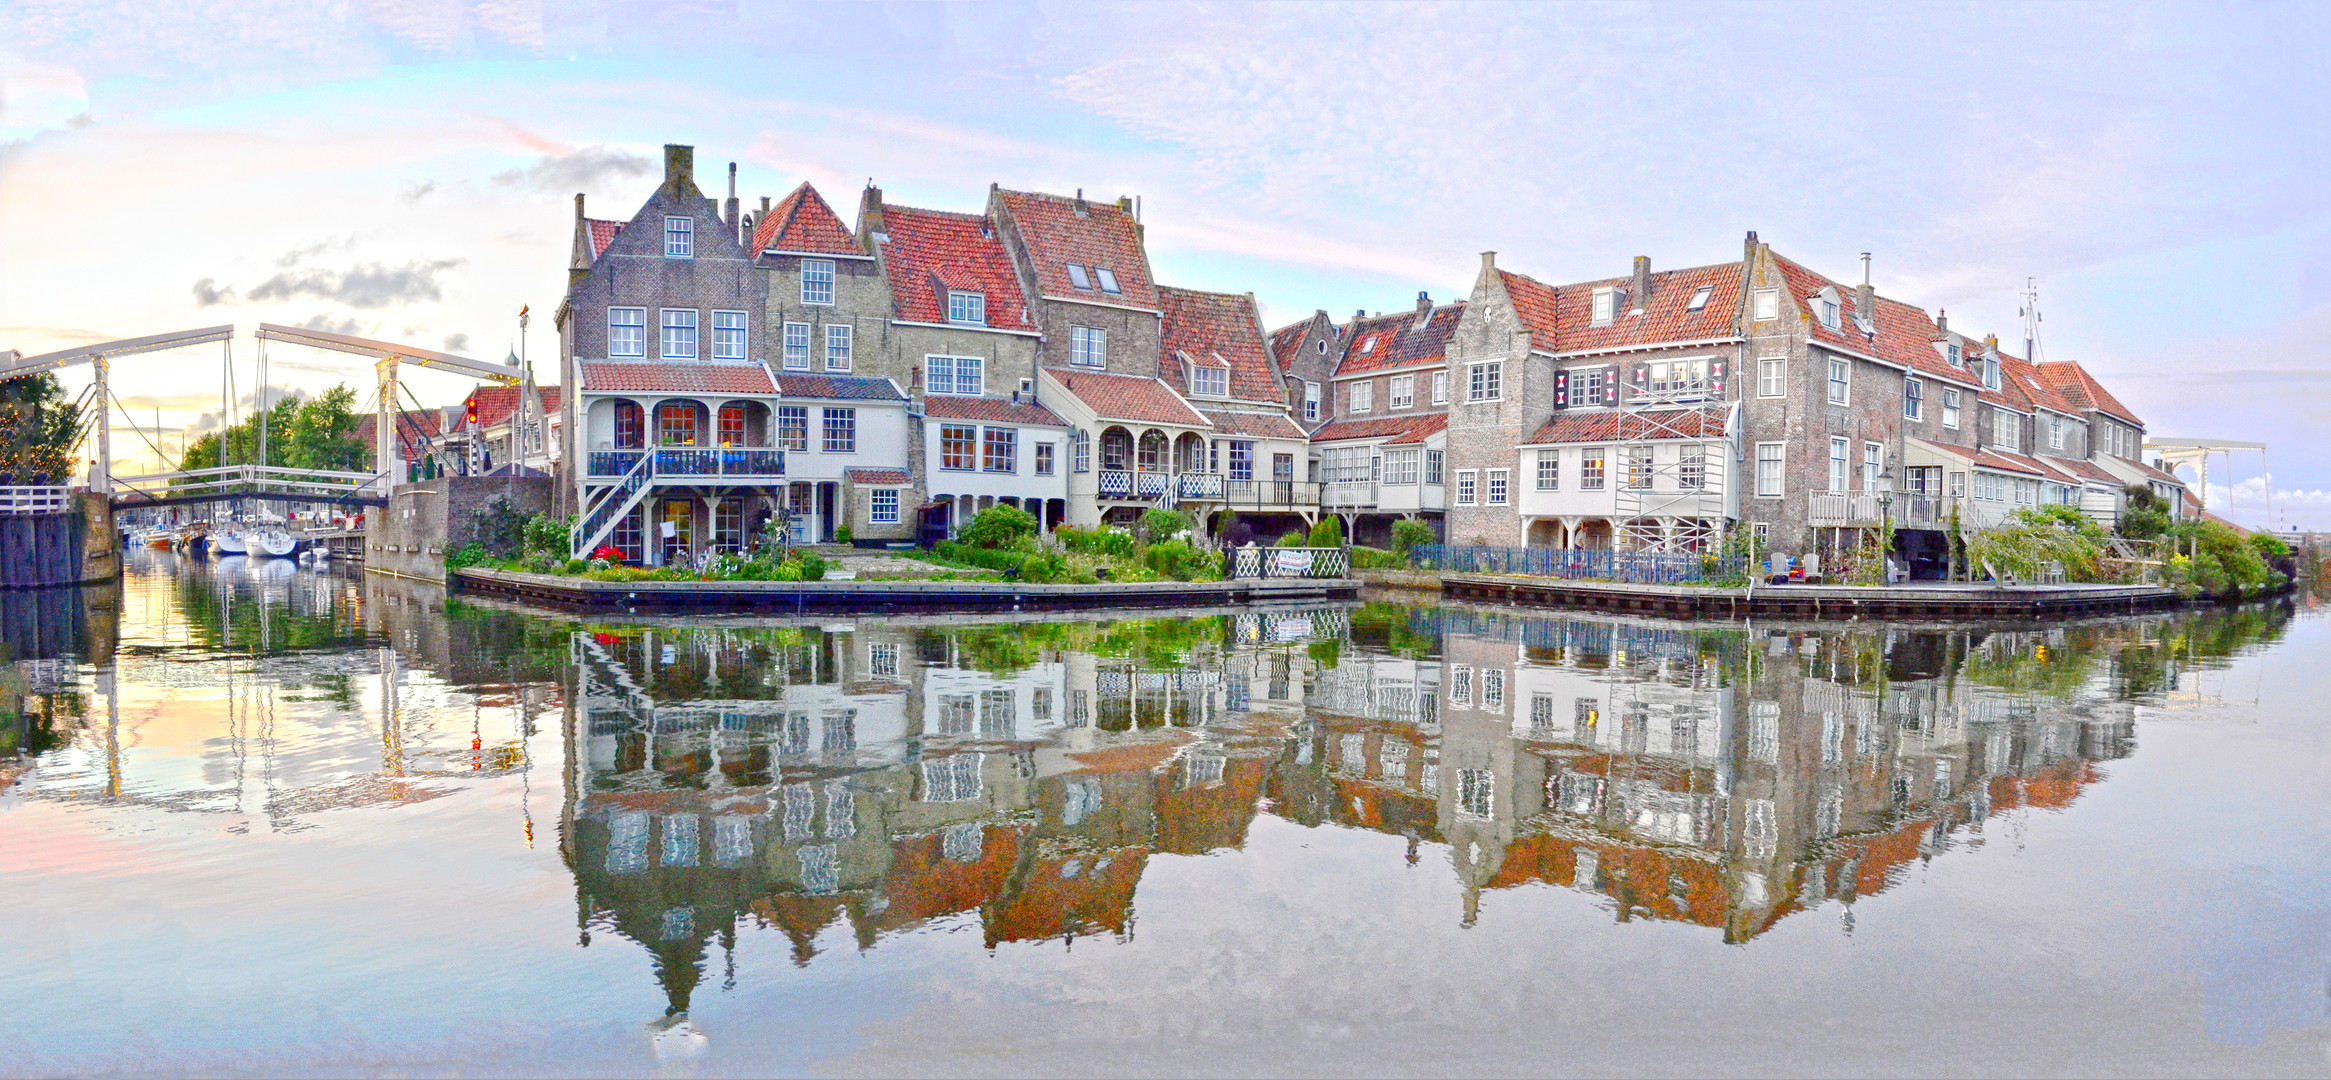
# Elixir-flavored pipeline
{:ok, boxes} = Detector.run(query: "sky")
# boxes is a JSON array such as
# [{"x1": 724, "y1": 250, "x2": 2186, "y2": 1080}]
[{"x1": 0, "y1": 1, "x2": 2325, "y2": 526}]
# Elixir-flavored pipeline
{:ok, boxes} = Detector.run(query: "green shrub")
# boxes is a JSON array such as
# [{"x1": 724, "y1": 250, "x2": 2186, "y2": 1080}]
[
  {"x1": 1137, "y1": 508, "x2": 1191, "y2": 544},
  {"x1": 1308, "y1": 516, "x2": 1344, "y2": 548},
  {"x1": 1389, "y1": 519, "x2": 1433, "y2": 556},
  {"x1": 1018, "y1": 551, "x2": 1070, "y2": 583},
  {"x1": 1142, "y1": 538, "x2": 1219, "y2": 581},
  {"x1": 796, "y1": 553, "x2": 827, "y2": 581},
  {"x1": 957, "y1": 505, "x2": 1039, "y2": 549},
  {"x1": 1349, "y1": 546, "x2": 1403, "y2": 570},
  {"x1": 834, "y1": 524, "x2": 852, "y2": 545},
  {"x1": 772, "y1": 561, "x2": 804, "y2": 582},
  {"x1": 522, "y1": 512, "x2": 567, "y2": 559},
  {"x1": 562, "y1": 558, "x2": 588, "y2": 575},
  {"x1": 445, "y1": 542, "x2": 490, "y2": 569},
  {"x1": 1059, "y1": 526, "x2": 1136, "y2": 560},
  {"x1": 1275, "y1": 531, "x2": 1306, "y2": 548}
]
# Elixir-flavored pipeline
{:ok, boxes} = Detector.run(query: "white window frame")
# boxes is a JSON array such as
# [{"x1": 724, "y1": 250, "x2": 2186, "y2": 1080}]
[
  {"x1": 802, "y1": 259, "x2": 835, "y2": 305},
  {"x1": 1425, "y1": 449, "x2": 1444, "y2": 486},
  {"x1": 1904, "y1": 376, "x2": 1922, "y2": 420},
  {"x1": 1995, "y1": 408, "x2": 2020, "y2": 451},
  {"x1": 661, "y1": 308, "x2": 698, "y2": 360},
  {"x1": 1348, "y1": 381, "x2": 1373, "y2": 414},
  {"x1": 1069, "y1": 325, "x2": 1106, "y2": 368},
  {"x1": 925, "y1": 355, "x2": 984, "y2": 397},
  {"x1": 1302, "y1": 381, "x2": 1319, "y2": 422},
  {"x1": 1486, "y1": 468, "x2": 1509, "y2": 506},
  {"x1": 1468, "y1": 361, "x2": 1502, "y2": 402},
  {"x1": 824, "y1": 323, "x2": 852, "y2": 372},
  {"x1": 1826, "y1": 356, "x2": 1849, "y2": 404},
  {"x1": 710, "y1": 310, "x2": 748, "y2": 361},
  {"x1": 1190, "y1": 365, "x2": 1228, "y2": 397},
  {"x1": 1580, "y1": 448, "x2": 1606, "y2": 491},
  {"x1": 1536, "y1": 450, "x2": 1560, "y2": 491},
  {"x1": 1455, "y1": 469, "x2": 1479, "y2": 506},
  {"x1": 1755, "y1": 442, "x2": 1784, "y2": 497},
  {"x1": 2049, "y1": 414, "x2": 2064, "y2": 450},
  {"x1": 1430, "y1": 370, "x2": 1448, "y2": 405},
  {"x1": 1752, "y1": 289, "x2": 1779, "y2": 321},
  {"x1": 1943, "y1": 387, "x2": 1961, "y2": 430},
  {"x1": 1829, "y1": 437, "x2": 1849, "y2": 493},
  {"x1": 1035, "y1": 441, "x2": 1055, "y2": 475},
  {"x1": 869, "y1": 488, "x2": 900, "y2": 524},
  {"x1": 664, "y1": 216, "x2": 693, "y2": 259},
  {"x1": 1864, "y1": 441, "x2": 1883, "y2": 491},
  {"x1": 822, "y1": 408, "x2": 856, "y2": 454},
  {"x1": 777, "y1": 405, "x2": 808, "y2": 451},
  {"x1": 1388, "y1": 373, "x2": 1414, "y2": 409},
  {"x1": 947, "y1": 290, "x2": 986, "y2": 326},
  {"x1": 782, "y1": 321, "x2": 811, "y2": 370},
  {"x1": 1383, "y1": 448, "x2": 1420, "y2": 486},
  {"x1": 608, "y1": 307, "x2": 646, "y2": 358},
  {"x1": 1757, "y1": 356, "x2": 1786, "y2": 398},
  {"x1": 1592, "y1": 287, "x2": 1616, "y2": 325}
]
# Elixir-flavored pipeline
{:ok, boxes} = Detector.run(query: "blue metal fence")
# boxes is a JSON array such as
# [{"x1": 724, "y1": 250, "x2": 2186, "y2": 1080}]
[{"x1": 1409, "y1": 544, "x2": 1741, "y2": 584}]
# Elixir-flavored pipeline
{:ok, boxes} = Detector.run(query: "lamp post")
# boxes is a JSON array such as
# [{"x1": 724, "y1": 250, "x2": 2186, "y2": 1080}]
[{"x1": 1878, "y1": 464, "x2": 1896, "y2": 585}]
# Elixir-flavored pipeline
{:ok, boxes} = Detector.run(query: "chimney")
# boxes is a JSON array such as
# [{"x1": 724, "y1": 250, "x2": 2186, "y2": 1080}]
[
  {"x1": 1857, "y1": 252, "x2": 1874, "y2": 325},
  {"x1": 1355, "y1": 309, "x2": 1366, "y2": 321},
  {"x1": 1984, "y1": 333, "x2": 1999, "y2": 352},
  {"x1": 759, "y1": 195, "x2": 771, "y2": 217},
  {"x1": 574, "y1": 192, "x2": 585, "y2": 222},
  {"x1": 1481, "y1": 251, "x2": 1497, "y2": 272},
  {"x1": 1074, "y1": 188, "x2": 1089, "y2": 216},
  {"x1": 858, "y1": 184, "x2": 887, "y2": 240},
  {"x1": 1744, "y1": 230, "x2": 1759, "y2": 260},
  {"x1": 724, "y1": 162, "x2": 741, "y2": 238},
  {"x1": 1116, "y1": 195, "x2": 1133, "y2": 214},
  {"x1": 1630, "y1": 256, "x2": 1651, "y2": 314},
  {"x1": 1936, "y1": 308, "x2": 1948, "y2": 334},
  {"x1": 1416, "y1": 291, "x2": 1433, "y2": 315},
  {"x1": 661, "y1": 145, "x2": 696, "y2": 198}
]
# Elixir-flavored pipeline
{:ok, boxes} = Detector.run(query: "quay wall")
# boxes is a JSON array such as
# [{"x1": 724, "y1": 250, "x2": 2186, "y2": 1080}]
[
  {"x1": 1438, "y1": 574, "x2": 2184, "y2": 621},
  {"x1": 452, "y1": 567, "x2": 1360, "y2": 616}
]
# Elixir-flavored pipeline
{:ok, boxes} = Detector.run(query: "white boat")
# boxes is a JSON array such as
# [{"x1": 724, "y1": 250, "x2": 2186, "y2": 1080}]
[
  {"x1": 212, "y1": 531, "x2": 248, "y2": 556},
  {"x1": 246, "y1": 529, "x2": 302, "y2": 558}
]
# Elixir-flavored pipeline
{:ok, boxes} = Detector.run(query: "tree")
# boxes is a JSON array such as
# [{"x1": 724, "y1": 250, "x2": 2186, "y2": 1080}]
[
  {"x1": 171, "y1": 383, "x2": 367, "y2": 488},
  {"x1": 0, "y1": 372, "x2": 87, "y2": 481}
]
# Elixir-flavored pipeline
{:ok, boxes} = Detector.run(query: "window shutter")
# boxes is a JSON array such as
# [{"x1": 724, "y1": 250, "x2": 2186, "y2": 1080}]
[
  {"x1": 1603, "y1": 378, "x2": 1618, "y2": 406},
  {"x1": 1710, "y1": 359, "x2": 1725, "y2": 395},
  {"x1": 1554, "y1": 369, "x2": 1569, "y2": 409},
  {"x1": 1633, "y1": 365, "x2": 1648, "y2": 395}
]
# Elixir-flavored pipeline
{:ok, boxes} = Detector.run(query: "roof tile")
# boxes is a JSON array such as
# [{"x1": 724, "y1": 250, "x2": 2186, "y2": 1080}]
[
  {"x1": 1525, "y1": 408, "x2": 1726, "y2": 445},
  {"x1": 1335, "y1": 303, "x2": 1465, "y2": 376},
  {"x1": 1051, "y1": 369, "x2": 1208, "y2": 427},
  {"x1": 751, "y1": 182, "x2": 858, "y2": 257},
  {"x1": 923, "y1": 395, "x2": 1067, "y2": 426},
  {"x1": 994, "y1": 188, "x2": 1158, "y2": 310},
  {"x1": 846, "y1": 467, "x2": 912, "y2": 485},
  {"x1": 1198, "y1": 409, "x2": 1306, "y2": 440},
  {"x1": 1158, "y1": 286, "x2": 1281, "y2": 403},
  {"x1": 772, "y1": 373, "x2": 904, "y2": 402},
  {"x1": 876, "y1": 205, "x2": 1037, "y2": 331},
  {"x1": 581, "y1": 362, "x2": 777, "y2": 395}
]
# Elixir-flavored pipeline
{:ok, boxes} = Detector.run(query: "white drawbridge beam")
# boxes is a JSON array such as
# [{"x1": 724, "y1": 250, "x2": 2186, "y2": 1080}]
[
  {"x1": 1, "y1": 326, "x2": 236, "y2": 496},
  {"x1": 256, "y1": 323, "x2": 522, "y2": 490}
]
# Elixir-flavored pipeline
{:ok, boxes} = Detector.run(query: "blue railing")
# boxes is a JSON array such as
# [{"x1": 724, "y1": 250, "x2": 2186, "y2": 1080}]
[{"x1": 1410, "y1": 544, "x2": 1742, "y2": 584}]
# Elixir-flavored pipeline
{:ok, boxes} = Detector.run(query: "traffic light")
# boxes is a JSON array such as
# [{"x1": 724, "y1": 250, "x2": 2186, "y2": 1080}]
[{"x1": 466, "y1": 399, "x2": 478, "y2": 427}]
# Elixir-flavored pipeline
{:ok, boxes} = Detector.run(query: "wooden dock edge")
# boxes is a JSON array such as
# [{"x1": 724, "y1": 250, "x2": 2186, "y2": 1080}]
[{"x1": 450, "y1": 568, "x2": 1363, "y2": 615}]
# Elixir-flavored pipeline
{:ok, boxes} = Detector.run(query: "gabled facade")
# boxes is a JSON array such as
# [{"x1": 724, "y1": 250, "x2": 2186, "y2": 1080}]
[
  {"x1": 1311, "y1": 295, "x2": 1464, "y2": 544},
  {"x1": 1268, "y1": 310, "x2": 1343, "y2": 433}
]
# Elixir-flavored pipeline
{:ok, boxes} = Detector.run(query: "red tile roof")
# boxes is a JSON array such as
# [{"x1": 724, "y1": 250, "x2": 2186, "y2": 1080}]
[
  {"x1": 994, "y1": 188, "x2": 1159, "y2": 311},
  {"x1": 1050, "y1": 369, "x2": 1208, "y2": 427},
  {"x1": 1335, "y1": 303, "x2": 1465, "y2": 376},
  {"x1": 771, "y1": 373, "x2": 905, "y2": 401},
  {"x1": 2046, "y1": 455, "x2": 2121, "y2": 484},
  {"x1": 846, "y1": 467, "x2": 911, "y2": 485},
  {"x1": 580, "y1": 362, "x2": 777, "y2": 395},
  {"x1": 1766, "y1": 254, "x2": 1983, "y2": 391},
  {"x1": 1912, "y1": 438, "x2": 2050, "y2": 476},
  {"x1": 2000, "y1": 351, "x2": 2081, "y2": 415},
  {"x1": 354, "y1": 409, "x2": 442, "y2": 455},
  {"x1": 1158, "y1": 286, "x2": 1281, "y2": 403},
  {"x1": 461, "y1": 384, "x2": 560, "y2": 428},
  {"x1": 1198, "y1": 408, "x2": 1306, "y2": 440},
  {"x1": 1525, "y1": 407, "x2": 1726, "y2": 445},
  {"x1": 1384, "y1": 413, "x2": 1447, "y2": 446},
  {"x1": 1268, "y1": 321, "x2": 1314, "y2": 372},
  {"x1": 1311, "y1": 414, "x2": 1438, "y2": 443},
  {"x1": 2034, "y1": 360, "x2": 2143, "y2": 427},
  {"x1": 585, "y1": 218, "x2": 623, "y2": 260},
  {"x1": 922, "y1": 395, "x2": 1067, "y2": 426},
  {"x1": 875, "y1": 204, "x2": 1036, "y2": 331},
  {"x1": 751, "y1": 182, "x2": 859, "y2": 257},
  {"x1": 1506, "y1": 262, "x2": 1743, "y2": 355}
]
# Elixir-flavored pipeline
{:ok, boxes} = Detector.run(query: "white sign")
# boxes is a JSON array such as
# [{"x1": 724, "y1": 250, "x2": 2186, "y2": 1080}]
[
  {"x1": 1273, "y1": 550, "x2": 1314, "y2": 576},
  {"x1": 660, "y1": 520, "x2": 677, "y2": 538}
]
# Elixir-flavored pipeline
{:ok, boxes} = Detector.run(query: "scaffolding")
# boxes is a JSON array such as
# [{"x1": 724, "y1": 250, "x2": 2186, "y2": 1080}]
[{"x1": 1610, "y1": 362, "x2": 1732, "y2": 553}]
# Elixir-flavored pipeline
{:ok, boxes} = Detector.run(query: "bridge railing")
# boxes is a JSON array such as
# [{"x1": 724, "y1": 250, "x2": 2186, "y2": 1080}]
[{"x1": 0, "y1": 486, "x2": 70, "y2": 515}]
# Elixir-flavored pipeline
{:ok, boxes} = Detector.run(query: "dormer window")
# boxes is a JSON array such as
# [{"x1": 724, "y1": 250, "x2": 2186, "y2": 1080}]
[
  {"x1": 1947, "y1": 342, "x2": 1962, "y2": 367},
  {"x1": 1984, "y1": 355, "x2": 2001, "y2": 390},
  {"x1": 1066, "y1": 263, "x2": 1092, "y2": 289},
  {"x1": 1190, "y1": 366, "x2": 1227, "y2": 397},
  {"x1": 1815, "y1": 291, "x2": 1840, "y2": 329},
  {"x1": 1095, "y1": 267, "x2": 1121, "y2": 293},
  {"x1": 664, "y1": 216, "x2": 693, "y2": 259},
  {"x1": 1591, "y1": 287, "x2": 1616, "y2": 325},
  {"x1": 1686, "y1": 285, "x2": 1713, "y2": 311},
  {"x1": 948, "y1": 290, "x2": 986, "y2": 326}
]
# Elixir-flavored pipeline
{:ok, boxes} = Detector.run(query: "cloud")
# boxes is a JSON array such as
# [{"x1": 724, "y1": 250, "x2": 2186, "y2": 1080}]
[
  {"x1": 246, "y1": 258, "x2": 464, "y2": 309},
  {"x1": 492, "y1": 145, "x2": 652, "y2": 193},
  {"x1": 441, "y1": 332, "x2": 470, "y2": 353},
  {"x1": 400, "y1": 179, "x2": 435, "y2": 203},
  {"x1": 296, "y1": 312, "x2": 363, "y2": 335},
  {"x1": 191, "y1": 277, "x2": 236, "y2": 307}
]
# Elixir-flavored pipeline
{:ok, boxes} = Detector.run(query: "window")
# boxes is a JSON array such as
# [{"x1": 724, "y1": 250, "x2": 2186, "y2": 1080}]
[
  {"x1": 1455, "y1": 469, "x2": 1478, "y2": 506},
  {"x1": 1644, "y1": 358, "x2": 1709, "y2": 395},
  {"x1": 824, "y1": 324, "x2": 852, "y2": 372},
  {"x1": 1817, "y1": 295, "x2": 1839, "y2": 328},
  {"x1": 1431, "y1": 370, "x2": 1448, "y2": 405},
  {"x1": 982, "y1": 427, "x2": 1016, "y2": 472},
  {"x1": 1358, "y1": 335, "x2": 1376, "y2": 355},
  {"x1": 1944, "y1": 387, "x2": 1961, "y2": 429},
  {"x1": 1450, "y1": 665, "x2": 1472, "y2": 705},
  {"x1": 1389, "y1": 374, "x2": 1414, "y2": 409},
  {"x1": 1468, "y1": 361, "x2": 1502, "y2": 402},
  {"x1": 926, "y1": 355, "x2": 983, "y2": 396},
  {"x1": 1578, "y1": 367, "x2": 1609, "y2": 405},
  {"x1": 1348, "y1": 381, "x2": 1373, "y2": 413},
  {"x1": 1073, "y1": 430, "x2": 1090, "y2": 472},
  {"x1": 718, "y1": 403, "x2": 747, "y2": 447},
  {"x1": 1864, "y1": 442, "x2": 1883, "y2": 491},
  {"x1": 870, "y1": 488, "x2": 899, "y2": 524},
  {"x1": 1457, "y1": 769, "x2": 1494, "y2": 818},
  {"x1": 1384, "y1": 449, "x2": 1420, "y2": 486},
  {"x1": 702, "y1": 309, "x2": 747, "y2": 361},
  {"x1": 613, "y1": 401, "x2": 645, "y2": 449},
  {"x1": 1949, "y1": 471, "x2": 1966, "y2": 498},
  {"x1": 1752, "y1": 288, "x2": 1779, "y2": 321},
  {"x1": 802, "y1": 259, "x2": 834, "y2": 305},
  {"x1": 1984, "y1": 354, "x2": 2001, "y2": 390},
  {"x1": 921, "y1": 754, "x2": 982, "y2": 803},
  {"x1": 1066, "y1": 262, "x2": 1092, "y2": 289},
  {"x1": 664, "y1": 216, "x2": 693, "y2": 258},
  {"x1": 777, "y1": 406, "x2": 808, "y2": 451},
  {"x1": 2049, "y1": 414, "x2": 2064, "y2": 450},
  {"x1": 1425, "y1": 449, "x2": 1444, "y2": 485},
  {"x1": 939, "y1": 424, "x2": 976, "y2": 471},
  {"x1": 1758, "y1": 356, "x2": 1786, "y2": 398},
  {"x1": 1095, "y1": 267, "x2": 1120, "y2": 293},
  {"x1": 1303, "y1": 382, "x2": 1319, "y2": 422},
  {"x1": 1687, "y1": 285, "x2": 1714, "y2": 311},
  {"x1": 1536, "y1": 451, "x2": 1560, "y2": 490},
  {"x1": 1995, "y1": 409, "x2": 2020, "y2": 450},
  {"x1": 947, "y1": 291, "x2": 985, "y2": 326},
  {"x1": 869, "y1": 642, "x2": 899, "y2": 678},
  {"x1": 1904, "y1": 377, "x2": 1922, "y2": 420},
  {"x1": 1225, "y1": 440, "x2": 1253, "y2": 481},
  {"x1": 661, "y1": 309, "x2": 698, "y2": 359},
  {"x1": 1070, "y1": 325, "x2": 1106, "y2": 368},
  {"x1": 822, "y1": 408, "x2": 855, "y2": 453},
  {"x1": 1190, "y1": 366, "x2": 1228, "y2": 397},
  {"x1": 1827, "y1": 357, "x2": 1849, "y2": 404},
  {"x1": 1035, "y1": 442, "x2": 1055, "y2": 475},
  {"x1": 1581, "y1": 448, "x2": 1606, "y2": 490},
  {"x1": 1591, "y1": 287, "x2": 1616, "y2": 324},
  {"x1": 782, "y1": 321, "x2": 811, "y2": 369},
  {"x1": 1756, "y1": 442, "x2": 1784, "y2": 496},
  {"x1": 1680, "y1": 450, "x2": 1704, "y2": 490},
  {"x1": 658, "y1": 402, "x2": 699, "y2": 446},
  {"x1": 608, "y1": 308, "x2": 646, "y2": 357},
  {"x1": 1486, "y1": 468, "x2": 1509, "y2": 505},
  {"x1": 1531, "y1": 694, "x2": 1556, "y2": 731},
  {"x1": 1829, "y1": 437, "x2": 1849, "y2": 493},
  {"x1": 1947, "y1": 341, "x2": 1963, "y2": 368},
  {"x1": 1483, "y1": 669, "x2": 1505, "y2": 712},
  {"x1": 1625, "y1": 447, "x2": 1651, "y2": 490}
]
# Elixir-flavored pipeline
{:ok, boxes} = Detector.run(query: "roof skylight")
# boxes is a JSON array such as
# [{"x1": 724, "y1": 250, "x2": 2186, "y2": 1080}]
[
  {"x1": 1066, "y1": 263, "x2": 1092, "y2": 289},
  {"x1": 1095, "y1": 267, "x2": 1121, "y2": 293},
  {"x1": 1686, "y1": 285, "x2": 1713, "y2": 311}
]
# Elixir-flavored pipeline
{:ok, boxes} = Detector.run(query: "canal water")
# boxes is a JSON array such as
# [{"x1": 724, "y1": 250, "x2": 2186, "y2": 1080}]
[{"x1": 1, "y1": 550, "x2": 2326, "y2": 1077}]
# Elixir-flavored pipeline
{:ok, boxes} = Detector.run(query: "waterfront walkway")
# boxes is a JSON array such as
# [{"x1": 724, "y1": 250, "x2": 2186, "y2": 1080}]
[{"x1": 1439, "y1": 574, "x2": 2181, "y2": 620}]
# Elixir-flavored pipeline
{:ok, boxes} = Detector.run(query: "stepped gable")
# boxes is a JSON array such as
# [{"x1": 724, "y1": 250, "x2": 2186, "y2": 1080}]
[
  {"x1": 1157, "y1": 286, "x2": 1281, "y2": 402},
  {"x1": 751, "y1": 182, "x2": 858, "y2": 256},
  {"x1": 875, "y1": 204, "x2": 1037, "y2": 331},
  {"x1": 1051, "y1": 368, "x2": 1209, "y2": 427},
  {"x1": 994, "y1": 188, "x2": 1159, "y2": 310},
  {"x1": 1336, "y1": 302, "x2": 1465, "y2": 376},
  {"x1": 2035, "y1": 360, "x2": 2144, "y2": 427}
]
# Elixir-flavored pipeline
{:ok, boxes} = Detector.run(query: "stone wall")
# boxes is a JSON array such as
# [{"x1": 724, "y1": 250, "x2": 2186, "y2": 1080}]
[{"x1": 367, "y1": 475, "x2": 552, "y2": 582}]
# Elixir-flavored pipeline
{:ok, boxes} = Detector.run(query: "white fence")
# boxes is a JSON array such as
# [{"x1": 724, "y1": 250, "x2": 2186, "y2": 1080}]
[
  {"x1": 1230, "y1": 546, "x2": 1350, "y2": 579},
  {"x1": 0, "y1": 486, "x2": 70, "y2": 515}
]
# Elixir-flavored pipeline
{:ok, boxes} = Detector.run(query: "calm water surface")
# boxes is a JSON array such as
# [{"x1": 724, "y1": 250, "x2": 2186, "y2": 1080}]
[{"x1": 1, "y1": 551, "x2": 2327, "y2": 1077}]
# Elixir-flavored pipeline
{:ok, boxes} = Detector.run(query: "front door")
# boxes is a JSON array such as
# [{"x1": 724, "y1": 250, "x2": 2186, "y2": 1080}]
[{"x1": 660, "y1": 499, "x2": 693, "y2": 565}]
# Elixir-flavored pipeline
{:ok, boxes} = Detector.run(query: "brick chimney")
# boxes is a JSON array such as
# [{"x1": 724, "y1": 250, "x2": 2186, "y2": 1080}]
[
  {"x1": 1630, "y1": 256, "x2": 1651, "y2": 314},
  {"x1": 1744, "y1": 230, "x2": 1759, "y2": 260},
  {"x1": 1416, "y1": 291, "x2": 1432, "y2": 315},
  {"x1": 858, "y1": 184, "x2": 887, "y2": 240},
  {"x1": 1936, "y1": 308, "x2": 1948, "y2": 334},
  {"x1": 661, "y1": 145, "x2": 695, "y2": 198}
]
